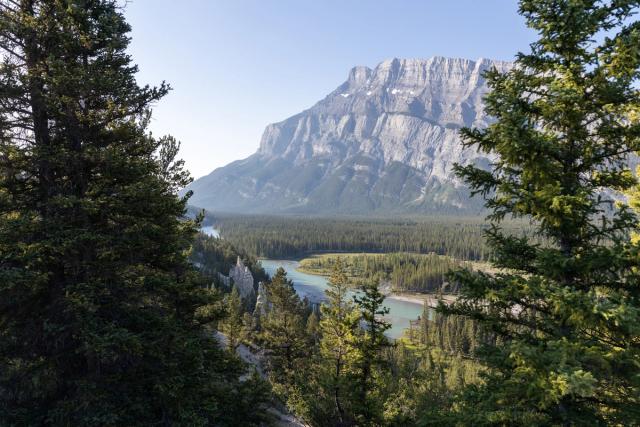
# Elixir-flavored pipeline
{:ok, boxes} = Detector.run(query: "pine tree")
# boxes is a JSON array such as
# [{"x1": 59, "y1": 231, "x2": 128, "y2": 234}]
[
  {"x1": 318, "y1": 259, "x2": 361, "y2": 427},
  {"x1": 0, "y1": 1, "x2": 268, "y2": 424},
  {"x1": 259, "y1": 267, "x2": 309, "y2": 384},
  {"x1": 352, "y1": 282, "x2": 391, "y2": 426},
  {"x1": 221, "y1": 286, "x2": 247, "y2": 351},
  {"x1": 306, "y1": 309, "x2": 321, "y2": 347},
  {"x1": 625, "y1": 164, "x2": 640, "y2": 244},
  {"x1": 445, "y1": 1, "x2": 640, "y2": 424}
]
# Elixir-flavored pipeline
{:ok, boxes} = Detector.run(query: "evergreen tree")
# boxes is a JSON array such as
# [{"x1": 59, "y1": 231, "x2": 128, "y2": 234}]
[
  {"x1": 259, "y1": 267, "x2": 309, "y2": 385},
  {"x1": 352, "y1": 282, "x2": 391, "y2": 426},
  {"x1": 0, "y1": 1, "x2": 268, "y2": 424},
  {"x1": 625, "y1": 163, "x2": 640, "y2": 244},
  {"x1": 306, "y1": 309, "x2": 321, "y2": 347},
  {"x1": 220, "y1": 286, "x2": 247, "y2": 351},
  {"x1": 318, "y1": 259, "x2": 361, "y2": 427},
  {"x1": 445, "y1": 1, "x2": 640, "y2": 424}
]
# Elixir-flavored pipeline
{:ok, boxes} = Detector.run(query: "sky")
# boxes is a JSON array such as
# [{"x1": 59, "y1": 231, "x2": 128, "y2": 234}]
[{"x1": 125, "y1": 0, "x2": 536, "y2": 178}]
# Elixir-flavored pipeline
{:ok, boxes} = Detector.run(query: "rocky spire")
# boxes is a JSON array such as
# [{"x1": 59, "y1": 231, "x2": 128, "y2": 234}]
[
  {"x1": 253, "y1": 282, "x2": 270, "y2": 317},
  {"x1": 229, "y1": 257, "x2": 255, "y2": 304}
]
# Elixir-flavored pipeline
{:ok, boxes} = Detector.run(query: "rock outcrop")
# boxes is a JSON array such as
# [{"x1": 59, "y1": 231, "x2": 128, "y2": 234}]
[
  {"x1": 228, "y1": 256, "x2": 256, "y2": 302},
  {"x1": 218, "y1": 257, "x2": 256, "y2": 305},
  {"x1": 187, "y1": 56, "x2": 512, "y2": 214},
  {"x1": 253, "y1": 282, "x2": 270, "y2": 317}
]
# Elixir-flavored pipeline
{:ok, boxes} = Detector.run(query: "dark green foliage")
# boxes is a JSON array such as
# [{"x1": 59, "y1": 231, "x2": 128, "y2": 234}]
[
  {"x1": 315, "y1": 260, "x2": 362, "y2": 426},
  {"x1": 444, "y1": 1, "x2": 640, "y2": 424},
  {"x1": 413, "y1": 310, "x2": 497, "y2": 358},
  {"x1": 352, "y1": 283, "x2": 392, "y2": 426},
  {"x1": 300, "y1": 252, "x2": 470, "y2": 293},
  {"x1": 255, "y1": 262, "x2": 493, "y2": 426},
  {"x1": 380, "y1": 315, "x2": 490, "y2": 425},
  {"x1": 212, "y1": 214, "x2": 535, "y2": 260},
  {"x1": 0, "y1": 1, "x2": 268, "y2": 424},
  {"x1": 380, "y1": 343, "x2": 475, "y2": 426},
  {"x1": 219, "y1": 286, "x2": 251, "y2": 350},
  {"x1": 258, "y1": 268, "x2": 311, "y2": 386}
]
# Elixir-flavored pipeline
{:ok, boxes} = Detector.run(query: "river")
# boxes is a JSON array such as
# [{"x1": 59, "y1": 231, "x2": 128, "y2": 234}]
[
  {"x1": 260, "y1": 259, "x2": 427, "y2": 339},
  {"x1": 198, "y1": 225, "x2": 427, "y2": 338}
]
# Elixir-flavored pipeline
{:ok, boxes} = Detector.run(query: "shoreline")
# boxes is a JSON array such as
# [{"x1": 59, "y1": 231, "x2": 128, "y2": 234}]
[
  {"x1": 296, "y1": 260, "x2": 457, "y2": 308},
  {"x1": 297, "y1": 263, "x2": 457, "y2": 308},
  {"x1": 264, "y1": 258, "x2": 458, "y2": 309}
]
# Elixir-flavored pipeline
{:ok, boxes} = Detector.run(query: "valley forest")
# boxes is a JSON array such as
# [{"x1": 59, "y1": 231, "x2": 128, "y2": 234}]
[{"x1": 1, "y1": 0, "x2": 639, "y2": 426}]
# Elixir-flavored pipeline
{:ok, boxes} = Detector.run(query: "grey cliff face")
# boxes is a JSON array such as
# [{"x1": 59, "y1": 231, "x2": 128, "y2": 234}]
[
  {"x1": 187, "y1": 57, "x2": 512, "y2": 214},
  {"x1": 229, "y1": 257, "x2": 255, "y2": 302},
  {"x1": 253, "y1": 282, "x2": 270, "y2": 317}
]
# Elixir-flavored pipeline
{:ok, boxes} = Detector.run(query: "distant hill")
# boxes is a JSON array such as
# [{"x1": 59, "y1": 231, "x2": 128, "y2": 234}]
[{"x1": 186, "y1": 56, "x2": 512, "y2": 215}]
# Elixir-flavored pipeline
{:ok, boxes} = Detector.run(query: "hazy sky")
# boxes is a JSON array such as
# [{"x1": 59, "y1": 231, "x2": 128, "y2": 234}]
[{"x1": 125, "y1": 1, "x2": 536, "y2": 178}]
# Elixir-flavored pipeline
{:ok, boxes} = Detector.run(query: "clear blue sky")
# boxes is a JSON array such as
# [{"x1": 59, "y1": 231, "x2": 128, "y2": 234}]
[{"x1": 125, "y1": 0, "x2": 536, "y2": 178}]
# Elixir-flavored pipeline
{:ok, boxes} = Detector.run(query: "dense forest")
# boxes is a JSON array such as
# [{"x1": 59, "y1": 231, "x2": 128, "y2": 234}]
[
  {"x1": 212, "y1": 214, "x2": 534, "y2": 260},
  {"x1": 410, "y1": 310, "x2": 499, "y2": 358},
  {"x1": 1, "y1": 0, "x2": 639, "y2": 426},
  {"x1": 298, "y1": 252, "x2": 472, "y2": 293}
]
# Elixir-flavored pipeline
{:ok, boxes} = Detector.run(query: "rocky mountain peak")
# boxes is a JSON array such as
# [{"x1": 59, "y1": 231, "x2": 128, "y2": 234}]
[
  {"x1": 347, "y1": 65, "x2": 373, "y2": 86},
  {"x1": 187, "y1": 56, "x2": 513, "y2": 215}
]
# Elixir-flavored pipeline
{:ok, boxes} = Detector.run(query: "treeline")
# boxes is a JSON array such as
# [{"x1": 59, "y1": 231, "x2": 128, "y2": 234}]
[
  {"x1": 299, "y1": 252, "x2": 471, "y2": 293},
  {"x1": 408, "y1": 309, "x2": 499, "y2": 358},
  {"x1": 213, "y1": 215, "x2": 533, "y2": 260}
]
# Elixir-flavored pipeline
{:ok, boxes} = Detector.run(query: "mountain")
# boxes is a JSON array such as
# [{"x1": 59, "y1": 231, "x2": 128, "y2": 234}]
[{"x1": 186, "y1": 57, "x2": 512, "y2": 215}]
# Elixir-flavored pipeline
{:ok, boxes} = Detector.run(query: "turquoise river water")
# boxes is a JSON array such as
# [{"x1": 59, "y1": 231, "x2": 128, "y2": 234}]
[
  {"x1": 260, "y1": 259, "x2": 426, "y2": 339},
  {"x1": 200, "y1": 227, "x2": 427, "y2": 339}
]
